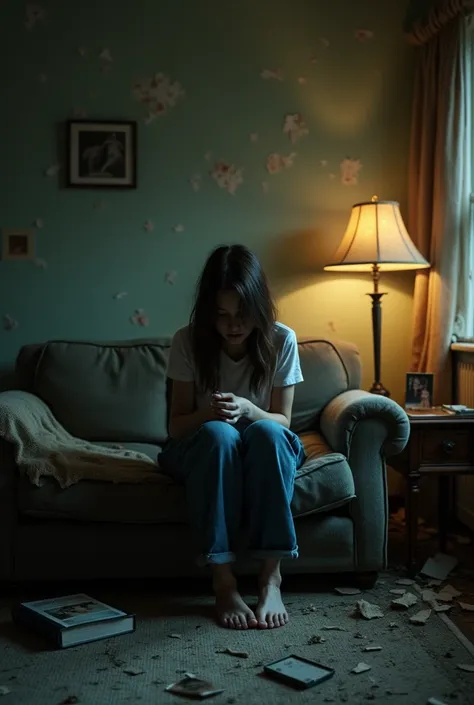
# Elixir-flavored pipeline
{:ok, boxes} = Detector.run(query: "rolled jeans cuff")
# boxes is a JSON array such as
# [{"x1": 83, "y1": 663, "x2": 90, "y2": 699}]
[
  {"x1": 196, "y1": 551, "x2": 236, "y2": 567},
  {"x1": 247, "y1": 548, "x2": 299, "y2": 561}
]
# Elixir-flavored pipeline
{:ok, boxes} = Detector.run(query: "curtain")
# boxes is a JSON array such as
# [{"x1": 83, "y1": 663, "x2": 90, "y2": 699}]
[{"x1": 406, "y1": 1, "x2": 473, "y2": 403}]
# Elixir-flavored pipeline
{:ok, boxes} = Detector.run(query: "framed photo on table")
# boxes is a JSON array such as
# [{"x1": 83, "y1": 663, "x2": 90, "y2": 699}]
[
  {"x1": 405, "y1": 373, "x2": 434, "y2": 409},
  {"x1": 67, "y1": 120, "x2": 137, "y2": 188}
]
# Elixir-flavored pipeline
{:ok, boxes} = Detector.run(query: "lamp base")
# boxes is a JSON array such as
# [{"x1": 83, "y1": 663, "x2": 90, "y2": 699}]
[{"x1": 369, "y1": 381, "x2": 391, "y2": 397}]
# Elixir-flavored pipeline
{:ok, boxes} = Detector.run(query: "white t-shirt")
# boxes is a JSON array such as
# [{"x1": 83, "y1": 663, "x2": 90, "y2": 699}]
[{"x1": 167, "y1": 322, "x2": 304, "y2": 411}]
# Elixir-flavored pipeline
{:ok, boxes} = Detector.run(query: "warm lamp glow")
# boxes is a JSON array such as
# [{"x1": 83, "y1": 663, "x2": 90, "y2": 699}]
[{"x1": 324, "y1": 197, "x2": 430, "y2": 272}]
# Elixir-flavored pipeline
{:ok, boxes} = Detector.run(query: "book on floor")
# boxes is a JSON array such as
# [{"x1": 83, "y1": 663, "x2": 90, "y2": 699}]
[{"x1": 11, "y1": 593, "x2": 135, "y2": 648}]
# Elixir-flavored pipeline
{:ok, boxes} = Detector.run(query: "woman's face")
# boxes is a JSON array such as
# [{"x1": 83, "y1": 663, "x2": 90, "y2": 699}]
[{"x1": 215, "y1": 290, "x2": 254, "y2": 346}]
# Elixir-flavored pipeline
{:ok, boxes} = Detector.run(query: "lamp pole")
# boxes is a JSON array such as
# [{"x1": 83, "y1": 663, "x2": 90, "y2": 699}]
[{"x1": 367, "y1": 263, "x2": 390, "y2": 397}]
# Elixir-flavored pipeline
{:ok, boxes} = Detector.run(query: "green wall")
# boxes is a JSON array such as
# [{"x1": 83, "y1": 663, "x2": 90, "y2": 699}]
[{"x1": 0, "y1": 0, "x2": 415, "y2": 399}]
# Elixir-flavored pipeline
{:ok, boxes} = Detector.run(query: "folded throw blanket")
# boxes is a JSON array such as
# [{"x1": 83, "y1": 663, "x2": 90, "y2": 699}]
[{"x1": 0, "y1": 390, "x2": 163, "y2": 488}]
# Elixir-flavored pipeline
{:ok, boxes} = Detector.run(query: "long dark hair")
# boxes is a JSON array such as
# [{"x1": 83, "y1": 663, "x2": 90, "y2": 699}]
[{"x1": 190, "y1": 245, "x2": 277, "y2": 395}]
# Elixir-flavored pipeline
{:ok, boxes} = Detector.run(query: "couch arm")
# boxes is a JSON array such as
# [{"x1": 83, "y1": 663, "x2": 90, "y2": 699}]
[
  {"x1": 0, "y1": 438, "x2": 18, "y2": 581},
  {"x1": 320, "y1": 390, "x2": 410, "y2": 572}
]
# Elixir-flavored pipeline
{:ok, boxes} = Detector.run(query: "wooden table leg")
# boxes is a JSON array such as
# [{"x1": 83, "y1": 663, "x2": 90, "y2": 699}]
[
  {"x1": 406, "y1": 471, "x2": 421, "y2": 576},
  {"x1": 438, "y1": 474, "x2": 450, "y2": 552}
]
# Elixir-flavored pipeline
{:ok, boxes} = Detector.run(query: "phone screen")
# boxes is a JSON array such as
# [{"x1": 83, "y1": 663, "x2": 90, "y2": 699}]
[{"x1": 266, "y1": 656, "x2": 332, "y2": 684}]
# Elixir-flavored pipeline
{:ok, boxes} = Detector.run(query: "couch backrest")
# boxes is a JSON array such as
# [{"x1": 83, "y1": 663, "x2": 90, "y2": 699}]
[{"x1": 15, "y1": 336, "x2": 361, "y2": 442}]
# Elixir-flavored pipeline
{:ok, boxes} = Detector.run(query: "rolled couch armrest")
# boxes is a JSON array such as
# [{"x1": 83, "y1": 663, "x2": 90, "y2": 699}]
[
  {"x1": 0, "y1": 438, "x2": 18, "y2": 580},
  {"x1": 320, "y1": 390, "x2": 410, "y2": 572}
]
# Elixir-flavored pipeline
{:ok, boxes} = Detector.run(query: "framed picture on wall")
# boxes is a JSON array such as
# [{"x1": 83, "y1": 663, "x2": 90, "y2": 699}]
[
  {"x1": 67, "y1": 120, "x2": 137, "y2": 188},
  {"x1": 405, "y1": 372, "x2": 434, "y2": 409},
  {"x1": 1, "y1": 228, "x2": 35, "y2": 261}
]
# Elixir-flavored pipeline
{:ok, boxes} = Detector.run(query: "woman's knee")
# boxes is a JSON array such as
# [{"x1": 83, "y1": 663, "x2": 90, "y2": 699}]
[
  {"x1": 194, "y1": 420, "x2": 241, "y2": 450},
  {"x1": 243, "y1": 419, "x2": 287, "y2": 446}
]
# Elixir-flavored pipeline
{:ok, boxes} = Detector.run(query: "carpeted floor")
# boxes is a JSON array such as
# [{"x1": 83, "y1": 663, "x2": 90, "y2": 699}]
[{"x1": 1, "y1": 571, "x2": 474, "y2": 705}]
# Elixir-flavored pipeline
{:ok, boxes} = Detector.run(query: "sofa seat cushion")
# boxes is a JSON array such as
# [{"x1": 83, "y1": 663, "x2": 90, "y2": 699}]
[{"x1": 18, "y1": 435, "x2": 355, "y2": 524}]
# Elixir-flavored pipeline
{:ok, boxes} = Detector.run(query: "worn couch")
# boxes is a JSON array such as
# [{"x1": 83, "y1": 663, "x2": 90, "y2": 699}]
[{"x1": 0, "y1": 336, "x2": 409, "y2": 584}]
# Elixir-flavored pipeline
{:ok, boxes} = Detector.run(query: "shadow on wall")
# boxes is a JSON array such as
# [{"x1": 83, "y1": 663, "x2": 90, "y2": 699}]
[{"x1": 0, "y1": 365, "x2": 16, "y2": 392}]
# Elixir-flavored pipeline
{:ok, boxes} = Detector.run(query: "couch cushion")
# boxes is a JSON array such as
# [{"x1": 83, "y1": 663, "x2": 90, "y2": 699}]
[
  {"x1": 18, "y1": 435, "x2": 355, "y2": 524},
  {"x1": 32, "y1": 339, "x2": 171, "y2": 443},
  {"x1": 292, "y1": 339, "x2": 361, "y2": 433}
]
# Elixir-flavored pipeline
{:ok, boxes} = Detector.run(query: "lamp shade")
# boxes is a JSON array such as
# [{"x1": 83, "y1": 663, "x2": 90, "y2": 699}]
[{"x1": 324, "y1": 198, "x2": 430, "y2": 272}]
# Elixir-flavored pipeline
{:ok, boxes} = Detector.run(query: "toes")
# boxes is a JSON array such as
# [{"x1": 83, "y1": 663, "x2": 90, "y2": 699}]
[
  {"x1": 247, "y1": 615, "x2": 258, "y2": 629},
  {"x1": 267, "y1": 615, "x2": 274, "y2": 629},
  {"x1": 258, "y1": 616, "x2": 268, "y2": 629},
  {"x1": 222, "y1": 616, "x2": 232, "y2": 629},
  {"x1": 232, "y1": 616, "x2": 241, "y2": 629},
  {"x1": 239, "y1": 615, "x2": 248, "y2": 629}
]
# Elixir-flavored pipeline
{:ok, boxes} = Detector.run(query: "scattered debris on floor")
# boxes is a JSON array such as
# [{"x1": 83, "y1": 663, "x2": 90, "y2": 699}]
[
  {"x1": 356, "y1": 600, "x2": 384, "y2": 619},
  {"x1": 123, "y1": 667, "x2": 145, "y2": 676},
  {"x1": 388, "y1": 622, "x2": 398, "y2": 629},
  {"x1": 421, "y1": 553, "x2": 458, "y2": 580},
  {"x1": 0, "y1": 687, "x2": 11, "y2": 696},
  {"x1": 321, "y1": 625, "x2": 347, "y2": 630},
  {"x1": 422, "y1": 589, "x2": 438, "y2": 602},
  {"x1": 169, "y1": 634, "x2": 182, "y2": 639},
  {"x1": 396, "y1": 578, "x2": 416, "y2": 586},
  {"x1": 308, "y1": 635, "x2": 326, "y2": 644},
  {"x1": 389, "y1": 589, "x2": 406, "y2": 596},
  {"x1": 459, "y1": 602, "x2": 474, "y2": 611},
  {"x1": 391, "y1": 592, "x2": 418, "y2": 609},
  {"x1": 334, "y1": 587, "x2": 361, "y2": 595},
  {"x1": 300, "y1": 604, "x2": 316, "y2": 614},
  {"x1": 216, "y1": 648, "x2": 249, "y2": 659},
  {"x1": 427, "y1": 697, "x2": 449, "y2": 705},
  {"x1": 362, "y1": 646, "x2": 382, "y2": 652},
  {"x1": 351, "y1": 662, "x2": 371, "y2": 674},
  {"x1": 166, "y1": 673, "x2": 224, "y2": 699},
  {"x1": 409, "y1": 609, "x2": 432, "y2": 625},
  {"x1": 456, "y1": 664, "x2": 474, "y2": 673},
  {"x1": 437, "y1": 584, "x2": 462, "y2": 601}
]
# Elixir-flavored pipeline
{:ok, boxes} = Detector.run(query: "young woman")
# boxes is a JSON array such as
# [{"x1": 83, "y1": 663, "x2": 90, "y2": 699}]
[{"x1": 158, "y1": 244, "x2": 305, "y2": 630}]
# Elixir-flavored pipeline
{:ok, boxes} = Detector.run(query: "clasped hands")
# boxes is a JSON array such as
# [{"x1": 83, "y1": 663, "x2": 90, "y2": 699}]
[{"x1": 210, "y1": 391, "x2": 252, "y2": 424}]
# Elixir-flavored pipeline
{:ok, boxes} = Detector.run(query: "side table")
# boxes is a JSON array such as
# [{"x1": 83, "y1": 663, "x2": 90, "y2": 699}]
[{"x1": 390, "y1": 414, "x2": 474, "y2": 576}]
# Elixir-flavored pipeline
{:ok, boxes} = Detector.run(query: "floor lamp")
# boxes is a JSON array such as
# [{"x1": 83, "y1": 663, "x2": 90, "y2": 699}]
[{"x1": 324, "y1": 196, "x2": 430, "y2": 397}]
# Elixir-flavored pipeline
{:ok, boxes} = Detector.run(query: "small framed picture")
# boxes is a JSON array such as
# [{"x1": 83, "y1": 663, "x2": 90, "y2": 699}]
[
  {"x1": 405, "y1": 373, "x2": 434, "y2": 409},
  {"x1": 1, "y1": 229, "x2": 35, "y2": 261},
  {"x1": 67, "y1": 120, "x2": 137, "y2": 188}
]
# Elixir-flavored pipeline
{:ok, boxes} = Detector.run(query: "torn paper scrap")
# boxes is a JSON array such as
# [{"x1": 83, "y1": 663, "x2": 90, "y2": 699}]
[
  {"x1": 25, "y1": 3, "x2": 45, "y2": 29},
  {"x1": 390, "y1": 589, "x2": 406, "y2": 596},
  {"x1": 437, "y1": 584, "x2": 461, "y2": 599},
  {"x1": 321, "y1": 625, "x2": 346, "y2": 631},
  {"x1": 34, "y1": 218, "x2": 44, "y2": 228},
  {"x1": 166, "y1": 674, "x2": 224, "y2": 698},
  {"x1": 262, "y1": 181, "x2": 269, "y2": 194},
  {"x1": 165, "y1": 270, "x2": 177, "y2": 285},
  {"x1": 457, "y1": 664, "x2": 474, "y2": 672},
  {"x1": 283, "y1": 113, "x2": 308, "y2": 144},
  {"x1": 266, "y1": 152, "x2": 296, "y2": 174},
  {"x1": 421, "y1": 553, "x2": 458, "y2": 580},
  {"x1": 99, "y1": 48, "x2": 112, "y2": 63},
  {"x1": 144, "y1": 220, "x2": 154, "y2": 232},
  {"x1": 409, "y1": 609, "x2": 431, "y2": 625},
  {"x1": 189, "y1": 173, "x2": 202, "y2": 191},
  {"x1": 427, "y1": 579, "x2": 443, "y2": 587},
  {"x1": 362, "y1": 646, "x2": 382, "y2": 652},
  {"x1": 3, "y1": 315, "x2": 18, "y2": 331},
  {"x1": 432, "y1": 603, "x2": 452, "y2": 612},
  {"x1": 459, "y1": 602, "x2": 474, "y2": 612},
  {"x1": 391, "y1": 593, "x2": 418, "y2": 609},
  {"x1": 356, "y1": 600, "x2": 384, "y2": 619},
  {"x1": 422, "y1": 589, "x2": 438, "y2": 603},
  {"x1": 168, "y1": 633, "x2": 182, "y2": 639},
  {"x1": 341, "y1": 157, "x2": 362, "y2": 185},
  {"x1": 335, "y1": 587, "x2": 361, "y2": 595},
  {"x1": 216, "y1": 648, "x2": 249, "y2": 658},
  {"x1": 395, "y1": 578, "x2": 416, "y2": 586},
  {"x1": 45, "y1": 163, "x2": 61, "y2": 177},
  {"x1": 249, "y1": 132, "x2": 259, "y2": 142},
  {"x1": 354, "y1": 29, "x2": 374, "y2": 41},
  {"x1": 210, "y1": 161, "x2": 243, "y2": 195},
  {"x1": 130, "y1": 309, "x2": 149, "y2": 327},
  {"x1": 113, "y1": 291, "x2": 128, "y2": 300},
  {"x1": 260, "y1": 68, "x2": 283, "y2": 81},
  {"x1": 132, "y1": 73, "x2": 184, "y2": 120},
  {"x1": 427, "y1": 699, "x2": 449, "y2": 705},
  {"x1": 351, "y1": 663, "x2": 371, "y2": 674},
  {"x1": 172, "y1": 224, "x2": 185, "y2": 233},
  {"x1": 35, "y1": 258, "x2": 47, "y2": 269}
]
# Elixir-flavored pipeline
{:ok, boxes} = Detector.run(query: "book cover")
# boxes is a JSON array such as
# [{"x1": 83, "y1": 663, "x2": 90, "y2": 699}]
[{"x1": 12, "y1": 593, "x2": 135, "y2": 648}]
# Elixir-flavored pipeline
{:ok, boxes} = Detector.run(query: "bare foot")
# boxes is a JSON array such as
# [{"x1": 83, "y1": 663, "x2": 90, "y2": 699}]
[
  {"x1": 214, "y1": 585, "x2": 258, "y2": 629},
  {"x1": 255, "y1": 583, "x2": 289, "y2": 629}
]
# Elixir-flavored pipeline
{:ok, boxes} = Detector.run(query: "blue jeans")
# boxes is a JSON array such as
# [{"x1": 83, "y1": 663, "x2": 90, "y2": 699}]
[{"x1": 158, "y1": 419, "x2": 306, "y2": 567}]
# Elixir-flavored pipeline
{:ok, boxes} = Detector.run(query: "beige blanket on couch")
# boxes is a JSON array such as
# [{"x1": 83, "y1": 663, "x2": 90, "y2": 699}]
[{"x1": 0, "y1": 390, "x2": 162, "y2": 488}]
